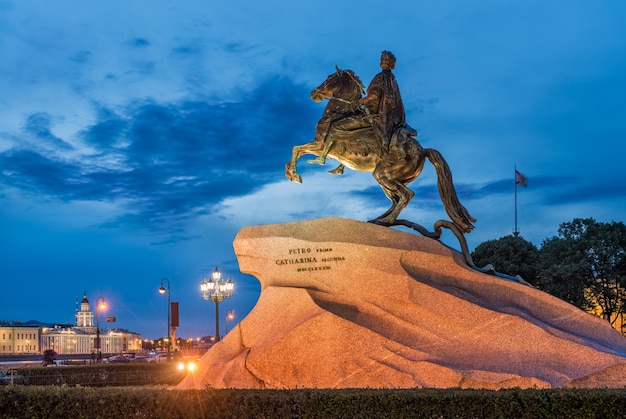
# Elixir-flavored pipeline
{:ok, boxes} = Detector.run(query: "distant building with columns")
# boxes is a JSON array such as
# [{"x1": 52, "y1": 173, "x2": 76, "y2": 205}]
[
  {"x1": 39, "y1": 292, "x2": 142, "y2": 355},
  {"x1": 76, "y1": 292, "x2": 96, "y2": 329}
]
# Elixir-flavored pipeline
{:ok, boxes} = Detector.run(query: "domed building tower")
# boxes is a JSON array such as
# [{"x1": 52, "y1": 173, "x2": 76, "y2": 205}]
[{"x1": 75, "y1": 292, "x2": 95, "y2": 328}]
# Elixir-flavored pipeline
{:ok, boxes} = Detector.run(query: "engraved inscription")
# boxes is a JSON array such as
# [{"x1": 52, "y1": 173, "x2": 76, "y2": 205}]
[
  {"x1": 275, "y1": 257, "x2": 317, "y2": 266},
  {"x1": 275, "y1": 247, "x2": 345, "y2": 272}
]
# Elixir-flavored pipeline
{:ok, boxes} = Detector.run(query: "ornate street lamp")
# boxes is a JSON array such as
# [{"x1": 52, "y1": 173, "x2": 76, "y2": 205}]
[
  {"x1": 200, "y1": 267, "x2": 234, "y2": 342},
  {"x1": 95, "y1": 297, "x2": 106, "y2": 363},
  {"x1": 158, "y1": 278, "x2": 171, "y2": 360}
]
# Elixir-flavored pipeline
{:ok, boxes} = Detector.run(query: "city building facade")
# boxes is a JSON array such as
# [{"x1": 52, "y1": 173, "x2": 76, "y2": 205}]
[
  {"x1": 1, "y1": 292, "x2": 142, "y2": 355},
  {"x1": 39, "y1": 326, "x2": 142, "y2": 355},
  {"x1": 0, "y1": 324, "x2": 40, "y2": 354},
  {"x1": 39, "y1": 292, "x2": 142, "y2": 355}
]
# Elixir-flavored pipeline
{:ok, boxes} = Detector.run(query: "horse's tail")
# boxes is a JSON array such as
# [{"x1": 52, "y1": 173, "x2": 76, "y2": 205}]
[{"x1": 425, "y1": 148, "x2": 476, "y2": 233}]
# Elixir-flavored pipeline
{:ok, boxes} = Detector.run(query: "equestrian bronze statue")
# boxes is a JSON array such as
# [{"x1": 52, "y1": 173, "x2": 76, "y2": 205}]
[{"x1": 285, "y1": 55, "x2": 492, "y2": 271}]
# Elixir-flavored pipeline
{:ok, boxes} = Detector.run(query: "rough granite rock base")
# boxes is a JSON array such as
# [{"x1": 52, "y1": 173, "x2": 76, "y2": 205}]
[{"x1": 178, "y1": 217, "x2": 626, "y2": 390}]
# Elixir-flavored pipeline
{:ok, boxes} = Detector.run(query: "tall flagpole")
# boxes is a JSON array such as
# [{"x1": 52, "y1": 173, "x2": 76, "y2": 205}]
[{"x1": 514, "y1": 165, "x2": 519, "y2": 237}]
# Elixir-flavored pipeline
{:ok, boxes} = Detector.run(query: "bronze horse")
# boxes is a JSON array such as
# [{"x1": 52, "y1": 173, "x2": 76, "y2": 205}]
[
  {"x1": 284, "y1": 67, "x2": 536, "y2": 282},
  {"x1": 286, "y1": 67, "x2": 475, "y2": 238}
]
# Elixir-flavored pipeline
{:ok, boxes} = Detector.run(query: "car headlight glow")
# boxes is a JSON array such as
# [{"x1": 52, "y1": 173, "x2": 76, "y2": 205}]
[{"x1": 177, "y1": 361, "x2": 196, "y2": 372}]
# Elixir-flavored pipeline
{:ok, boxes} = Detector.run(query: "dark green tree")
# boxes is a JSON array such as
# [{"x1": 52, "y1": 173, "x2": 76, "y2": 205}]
[
  {"x1": 538, "y1": 218, "x2": 626, "y2": 325},
  {"x1": 471, "y1": 235, "x2": 539, "y2": 283},
  {"x1": 537, "y1": 234, "x2": 592, "y2": 310},
  {"x1": 578, "y1": 219, "x2": 626, "y2": 325}
]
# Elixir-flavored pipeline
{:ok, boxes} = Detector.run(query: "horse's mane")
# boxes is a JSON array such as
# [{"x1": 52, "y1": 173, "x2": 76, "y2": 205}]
[{"x1": 342, "y1": 69, "x2": 365, "y2": 93}]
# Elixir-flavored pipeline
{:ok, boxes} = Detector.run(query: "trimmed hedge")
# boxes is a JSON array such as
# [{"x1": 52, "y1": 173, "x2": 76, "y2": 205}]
[
  {"x1": 2, "y1": 364, "x2": 185, "y2": 387},
  {"x1": 1, "y1": 387, "x2": 625, "y2": 418}
]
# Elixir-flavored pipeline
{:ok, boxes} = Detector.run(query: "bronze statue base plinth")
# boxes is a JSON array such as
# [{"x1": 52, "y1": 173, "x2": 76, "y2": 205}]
[{"x1": 178, "y1": 217, "x2": 626, "y2": 390}]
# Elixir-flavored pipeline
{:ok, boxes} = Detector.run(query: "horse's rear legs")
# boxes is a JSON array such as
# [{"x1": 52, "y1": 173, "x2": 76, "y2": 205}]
[
  {"x1": 374, "y1": 186, "x2": 413, "y2": 224},
  {"x1": 328, "y1": 164, "x2": 345, "y2": 175},
  {"x1": 371, "y1": 169, "x2": 414, "y2": 224}
]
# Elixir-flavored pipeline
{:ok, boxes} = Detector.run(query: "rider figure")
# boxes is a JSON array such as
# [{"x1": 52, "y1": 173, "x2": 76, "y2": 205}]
[
  {"x1": 307, "y1": 107, "x2": 346, "y2": 165},
  {"x1": 308, "y1": 51, "x2": 407, "y2": 166},
  {"x1": 359, "y1": 50, "x2": 406, "y2": 153}
]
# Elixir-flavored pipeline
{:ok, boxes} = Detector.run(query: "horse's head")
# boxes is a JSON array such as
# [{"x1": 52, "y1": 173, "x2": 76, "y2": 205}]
[{"x1": 311, "y1": 66, "x2": 364, "y2": 104}]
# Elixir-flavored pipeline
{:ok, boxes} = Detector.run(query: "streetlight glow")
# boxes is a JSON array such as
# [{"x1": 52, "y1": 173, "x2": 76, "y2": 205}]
[
  {"x1": 159, "y1": 278, "x2": 171, "y2": 360},
  {"x1": 225, "y1": 310, "x2": 235, "y2": 334},
  {"x1": 95, "y1": 297, "x2": 106, "y2": 362}
]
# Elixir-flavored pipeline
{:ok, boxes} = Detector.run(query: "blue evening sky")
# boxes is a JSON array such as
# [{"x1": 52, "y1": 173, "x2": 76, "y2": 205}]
[{"x1": 1, "y1": 1, "x2": 625, "y2": 340}]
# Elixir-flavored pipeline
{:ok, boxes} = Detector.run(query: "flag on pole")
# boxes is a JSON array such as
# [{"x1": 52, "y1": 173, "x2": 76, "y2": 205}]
[{"x1": 515, "y1": 170, "x2": 528, "y2": 187}]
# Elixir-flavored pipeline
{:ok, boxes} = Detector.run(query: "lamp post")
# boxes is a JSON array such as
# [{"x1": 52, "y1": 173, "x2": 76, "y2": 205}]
[
  {"x1": 200, "y1": 267, "x2": 234, "y2": 342},
  {"x1": 95, "y1": 297, "x2": 106, "y2": 363},
  {"x1": 158, "y1": 278, "x2": 171, "y2": 360},
  {"x1": 225, "y1": 310, "x2": 235, "y2": 334}
]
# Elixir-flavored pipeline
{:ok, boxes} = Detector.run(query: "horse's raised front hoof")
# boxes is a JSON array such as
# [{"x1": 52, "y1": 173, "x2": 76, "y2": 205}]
[
  {"x1": 307, "y1": 156, "x2": 326, "y2": 165},
  {"x1": 291, "y1": 173, "x2": 302, "y2": 184},
  {"x1": 285, "y1": 163, "x2": 301, "y2": 183}
]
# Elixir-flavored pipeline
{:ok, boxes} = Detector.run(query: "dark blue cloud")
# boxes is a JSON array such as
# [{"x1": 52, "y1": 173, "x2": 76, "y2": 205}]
[
  {"x1": 171, "y1": 42, "x2": 203, "y2": 56},
  {"x1": 224, "y1": 42, "x2": 256, "y2": 54},
  {"x1": 83, "y1": 106, "x2": 129, "y2": 147},
  {"x1": 24, "y1": 113, "x2": 73, "y2": 150},
  {"x1": 127, "y1": 38, "x2": 151, "y2": 48},
  {"x1": 456, "y1": 175, "x2": 574, "y2": 199},
  {"x1": 462, "y1": 174, "x2": 626, "y2": 206},
  {"x1": 70, "y1": 50, "x2": 91, "y2": 64},
  {"x1": 351, "y1": 181, "x2": 455, "y2": 212},
  {"x1": 542, "y1": 177, "x2": 626, "y2": 205},
  {"x1": 350, "y1": 172, "x2": 626, "y2": 215},
  {"x1": 0, "y1": 149, "x2": 80, "y2": 194},
  {"x1": 0, "y1": 75, "x2": 319, "y2": 239}
]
